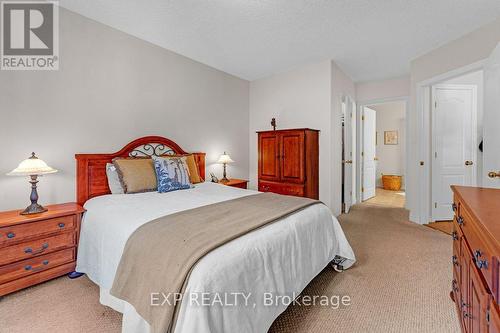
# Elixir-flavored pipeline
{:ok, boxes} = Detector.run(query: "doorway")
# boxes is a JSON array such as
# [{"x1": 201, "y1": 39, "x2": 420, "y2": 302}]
[
  {"x1": 358, "y1": 99, "x2": 408, "y2": 208},
  {"x1": 415, "y1": 66, "x2": 486, "y2": 225},
  {"x1": 341, "y1": 95, "x2": 356, "y2": 213}
]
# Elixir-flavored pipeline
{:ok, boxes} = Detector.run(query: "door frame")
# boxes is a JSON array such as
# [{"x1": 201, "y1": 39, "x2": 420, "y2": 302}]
[
  {"x1": 431, "y1": 84, "x2": 478, "y2": 221},
  {"x1": 414, "y1": 59, "x2": 485, "y2": 224},
  {"x1": 356, "y1": 96, "x2": 410, "y2": 206},
  {"x1": 342, "y1": 95, "x2": 356, "y2": 212}
]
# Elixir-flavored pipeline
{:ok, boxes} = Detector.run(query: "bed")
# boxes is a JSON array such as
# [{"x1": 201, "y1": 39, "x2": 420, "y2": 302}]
[{"x1": 74, "y1": 136, "x2": 355, "y2": 333}]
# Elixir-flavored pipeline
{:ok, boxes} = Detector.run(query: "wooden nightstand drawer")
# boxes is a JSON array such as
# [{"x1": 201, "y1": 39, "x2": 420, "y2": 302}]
[
  {"x1": 0, "y1": 248, "x2": 75, "y2": 284},
  {"x1": 0, "y1": 232, "x2": 75, "y2": 266},
  {"x1": 0, "y1": 215, "x2": 75, "y2": 246}
]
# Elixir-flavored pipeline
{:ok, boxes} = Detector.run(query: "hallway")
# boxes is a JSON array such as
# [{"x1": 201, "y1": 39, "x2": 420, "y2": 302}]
[{"x1": 364, "y1": 188, "x2": 405, "y2": 208}]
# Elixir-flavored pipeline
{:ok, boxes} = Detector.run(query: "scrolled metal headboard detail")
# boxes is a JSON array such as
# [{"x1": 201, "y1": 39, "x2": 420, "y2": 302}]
[{"x1": 129, "y1": 143, "x2": 175, "y2": 157}]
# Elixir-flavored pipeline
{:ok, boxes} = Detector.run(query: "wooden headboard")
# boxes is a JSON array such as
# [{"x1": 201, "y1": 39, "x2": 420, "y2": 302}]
[{"x1": 75, "y1": 136, "x2": 206, "y2": 205}]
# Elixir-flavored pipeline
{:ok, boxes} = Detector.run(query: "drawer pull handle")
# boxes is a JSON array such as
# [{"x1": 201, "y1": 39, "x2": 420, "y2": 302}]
[
  {"x1": 452, "y1": 279, "x2": 459, "y2": 292},
  {"x1": 461, "y1": 302, "x2": 469, "y2": 308},
  {"x1": 451, "y1": 232, "x2": 458, "y2": 241},
  {"x1": 457, "y1": 216, "x2": 464, "y2": 225},
  {"x1": 24, "y1": 260, "x2": 49, "y2": 272},
  {"x1": 58, "y1": 223, "x2": 65, "y2": 228},
  {"x1": 452, "y1": 255, "x2": 459, "y2": 266},
  {"x1": 474, "y1": 250, "x2": 488, "y2": 270},
  {"x1": 7, "y1": 232, "x2": 15, "y2": 239},
  {"x1": 452, "y1": 203, "x2": 457, "y2": 212},
  {"x1": 24, "y1": 243, "x2": 49, "y2": 255}
]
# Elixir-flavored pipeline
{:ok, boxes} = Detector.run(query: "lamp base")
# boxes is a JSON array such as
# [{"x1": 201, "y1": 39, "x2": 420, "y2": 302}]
[
  {"x1": 219, "y1": 177, "x2": 230, "y2": 183},
  {"x1": 20, "y1": 203, "x2": 47, "y2": 215}
]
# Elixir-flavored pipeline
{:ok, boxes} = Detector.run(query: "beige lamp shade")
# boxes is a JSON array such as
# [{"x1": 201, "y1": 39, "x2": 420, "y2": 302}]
[
  {"x1": 217, "y1": 152, "x2": 234, "y2": 164},
  {"x1": 7, "y1": 153, "x2": 58, "y2": 176}
]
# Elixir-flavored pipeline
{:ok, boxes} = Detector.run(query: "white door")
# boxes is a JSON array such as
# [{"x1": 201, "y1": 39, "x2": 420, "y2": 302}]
[
  {"x1": 483, "y1": 43, "x2": 500, "y2": 188},
  {"x1": 363, "y1": 107, "x2": 376, "y2": 201},
  {"x1": 432, "y1": 84, "x2": 477, "y2": 221},
  {"x1": 343, "y1": 96, "x2": 354, "y2": 212}
]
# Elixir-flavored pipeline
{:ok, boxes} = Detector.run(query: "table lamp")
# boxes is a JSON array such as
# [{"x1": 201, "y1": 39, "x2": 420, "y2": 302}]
[
  {"x1": 7, "y1": 152, "x2": 58, "y2": 215},
  {"x1": 217, "y1": 152, "x2": 234, "y2": 183}
]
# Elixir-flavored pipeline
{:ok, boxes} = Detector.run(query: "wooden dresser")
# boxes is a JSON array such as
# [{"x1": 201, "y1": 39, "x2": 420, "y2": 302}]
[
  {"x1": 451, "y1": 186, "x2": 500, "y2": 332},
  {"x1": 0, "y1": 203, "x2": 85, "y2": 296},
  {"x1": 257, "y1": 128, "x2": 319, "y2": 199}
]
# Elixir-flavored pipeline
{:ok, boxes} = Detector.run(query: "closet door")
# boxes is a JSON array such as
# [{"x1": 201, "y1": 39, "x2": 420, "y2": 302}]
[
  {"x1": 258, "y1": 132, "x2": 280, "y2": 182},
  {"x1": 280, "y1": 131, "x2": 305, "y2": 184},
  {"x1": 483, "y1": 42, "x2": 500, "y2": 188}
]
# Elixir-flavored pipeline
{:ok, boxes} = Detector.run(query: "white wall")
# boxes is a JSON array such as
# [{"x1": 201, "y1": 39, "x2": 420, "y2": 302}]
[
  {"x1": 408, "y1": 17, "x2": 500, "y2": 223},
  {"x1": 0, "y1": 8, "x2": 249, "y2": 211},
  {"x1": 370, "y1": 101, "x2": 406, "y2": 188},
  {"x1": 248, "y1": 60, "x2": 355, "y2": 214},
  {"x1": 440, "y1": 70, "x2": 484, "y2": 186},
  {"x1": 356, "y1": 76, "x2": 410, "y2": 103},
  {"x1": 249, "y1": 61, "x2": 332, "y2": 208}
]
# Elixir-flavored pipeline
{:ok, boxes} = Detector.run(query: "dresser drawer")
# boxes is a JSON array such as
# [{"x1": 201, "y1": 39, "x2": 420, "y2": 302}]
[
  {"x1": 460, "y1": 207, "x2": 497, "y2": 297},
  {"x1": 0, "y1": 248, "x2": 75, "y2": 284},
  {"x1": 0, "y1": 232, "x2": 75, "y2": 266},
  {"x1": 0, "y1": 215, "x2": 75, "y2": 246},
  {"x1": 259, "y1": 181, "x2": 305, "y2": 197}
]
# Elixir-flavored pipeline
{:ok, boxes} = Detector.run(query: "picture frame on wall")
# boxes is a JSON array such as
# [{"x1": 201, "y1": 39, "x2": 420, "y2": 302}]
[{"x1": 384, "y1": 130, "x2": 398, "y2": 145}]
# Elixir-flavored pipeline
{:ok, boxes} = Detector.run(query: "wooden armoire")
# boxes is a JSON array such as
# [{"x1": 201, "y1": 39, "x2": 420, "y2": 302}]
[{"x1": 257, "y1": 128, "x2": 319, "y2": 199}]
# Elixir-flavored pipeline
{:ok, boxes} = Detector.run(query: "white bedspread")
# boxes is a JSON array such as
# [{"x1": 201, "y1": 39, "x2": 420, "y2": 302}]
[{"x1": 76, "y1": 182, "x2": 355, "y2": 333}]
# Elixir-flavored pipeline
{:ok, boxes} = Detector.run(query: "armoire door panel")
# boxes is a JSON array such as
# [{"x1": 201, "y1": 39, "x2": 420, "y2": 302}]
[
  {"x1": 259, "y1": 133, "x2": 280, "y2": 181},
  {"x1": 257, "y1": 128, "x2": 318, "y2": 199},
  {"x1": 280, "y1": 131, "x2": 305, "y2": 183}
]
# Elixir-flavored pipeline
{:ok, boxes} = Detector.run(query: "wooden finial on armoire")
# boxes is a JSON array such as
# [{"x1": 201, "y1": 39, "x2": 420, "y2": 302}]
[{"x1": 271, "y1": 118, "x2": 276, "y2": 130}]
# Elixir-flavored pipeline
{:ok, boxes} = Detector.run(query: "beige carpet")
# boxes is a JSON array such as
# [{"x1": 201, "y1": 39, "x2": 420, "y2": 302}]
[
  {"x1": 364, "y1": 188, "x2": 406, "y2": 208},
  {"x1": 0, "y1": 204, "x2": 459, "y2": 333}
]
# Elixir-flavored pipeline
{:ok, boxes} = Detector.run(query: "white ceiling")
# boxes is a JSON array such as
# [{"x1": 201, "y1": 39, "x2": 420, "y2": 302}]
[{"x1": 58, "y1": 0, "x2": 500, "y2": 82}]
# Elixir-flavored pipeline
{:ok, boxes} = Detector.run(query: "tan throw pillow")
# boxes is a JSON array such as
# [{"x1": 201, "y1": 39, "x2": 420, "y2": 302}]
[
  {"x1": 184, "y1": 154, "x2": 202, "y2": 184},
  {"x1": 172, "y1": 154, "x2": 202, "y2": 184},
  {"x1": 113, "y1": 158, "x2": 157, "y2": 194}
]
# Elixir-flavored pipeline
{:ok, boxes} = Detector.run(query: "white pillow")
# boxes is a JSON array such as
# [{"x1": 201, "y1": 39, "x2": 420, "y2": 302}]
[{"x1": 106, "y1": 163, "x2": 124, "y2": 194}]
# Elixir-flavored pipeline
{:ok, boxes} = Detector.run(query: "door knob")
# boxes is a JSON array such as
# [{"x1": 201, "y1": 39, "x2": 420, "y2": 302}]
[
  {"x1": 374, "y1": 157, "x2": 379, "y2": 161},
  {"x1": 488, "y1": 171, "x2": 500, "y2": 178},
  {"x1": 465, "y1": 161, "x2": 473, "y2": 166}
]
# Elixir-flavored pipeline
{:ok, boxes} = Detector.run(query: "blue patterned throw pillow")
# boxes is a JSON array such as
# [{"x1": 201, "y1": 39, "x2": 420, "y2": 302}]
[{"x1": 152, "y1": 156, "x2": 192, "y2": 193}]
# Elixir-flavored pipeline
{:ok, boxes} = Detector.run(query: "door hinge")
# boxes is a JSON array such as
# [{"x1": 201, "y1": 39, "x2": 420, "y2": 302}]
[
  {"x1": 362, "y1": 187, "x2": 365, "y2": 192},
  {"x1": 342, "y1": 203, "x2": 346, "y2": 212},
  {"x1": 362, "y1": 115, "x2": 365, "y2": 121},
  {"x1": 435, "y1": 101, "x2": 437, "y2": 108},
  {"x1": 435, "y1": 152, "x2": 437, "y2": 158},
  {"x1": 361, "y1": 152, "x2": 364, "y2": 157},
  {"x1": 434, "y1": 202, "x2": 437, "y2": 209}
]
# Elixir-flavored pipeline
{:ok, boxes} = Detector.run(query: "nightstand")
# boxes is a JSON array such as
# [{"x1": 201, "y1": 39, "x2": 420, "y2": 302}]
[
  {"x1": 220, "y1": 178, "x2": 249, "y2": 189},
  {"x1": 0, "y1": 203, "x2": 85, "y2": 296}
]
